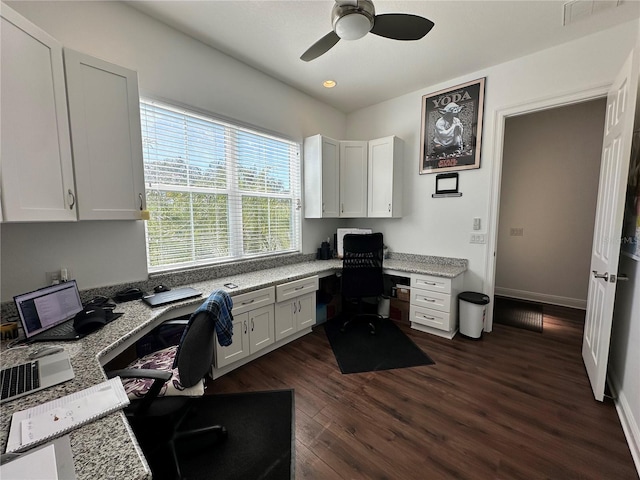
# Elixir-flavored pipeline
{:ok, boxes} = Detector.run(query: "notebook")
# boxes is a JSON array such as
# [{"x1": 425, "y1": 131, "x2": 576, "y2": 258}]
[
  {"x1": 6, "y1": 377, "x2": 129, "y2": 453},
  {"x1": 0, "y1": 351, "x2": 75, "y2": 404},
  {"x1": 14, "y1": 281, "x2": 121, "y2": 342},
  {"x1": 142, "y1": 287, "x2": 202, "y2": 307}
]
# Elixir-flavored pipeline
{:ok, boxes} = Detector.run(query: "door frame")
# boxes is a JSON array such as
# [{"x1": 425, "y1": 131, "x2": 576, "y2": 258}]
[{"x1": 484, "y1": 83, "x2": 611, "y2": 332}]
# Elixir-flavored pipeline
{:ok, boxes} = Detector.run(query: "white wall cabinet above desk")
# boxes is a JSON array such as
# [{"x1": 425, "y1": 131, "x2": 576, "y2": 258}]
[
  {"x1": 368, "y1": 136, "x2": 404, "y2": 218},
  {"x1": 303, "y1": 135, "x2": 339, "y2": 218},
  {"x1": 0, "y1": 5, "x2": 76, "y2": 222},
  {"x1": 64, "y1": 49, "x2": 146, "y2": 220},
  {"x1": 339, "y1": 141, "x2": 368, "y2": 218},
  {"x1": 0, "y1": 5, "x2": 145, "y2": 222},
  {"x1": 304, "y1": 134, "x2": 403, "y2": 219}
]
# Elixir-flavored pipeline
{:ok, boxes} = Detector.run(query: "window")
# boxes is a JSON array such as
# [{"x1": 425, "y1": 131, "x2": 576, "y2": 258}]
[{"x1": 140, "y1": 99, "x2": 301, "y2": 272}]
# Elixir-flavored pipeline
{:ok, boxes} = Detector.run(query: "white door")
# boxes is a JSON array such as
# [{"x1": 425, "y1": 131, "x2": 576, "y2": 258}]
[{"x1": 582, "y1": 48, "x2": 639, "y2": 401}]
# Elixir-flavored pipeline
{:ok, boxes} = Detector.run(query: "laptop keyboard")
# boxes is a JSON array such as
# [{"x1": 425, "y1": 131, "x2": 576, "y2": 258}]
[{"x1": 1, "y1": 361, "x2": 40, "y2": 401}]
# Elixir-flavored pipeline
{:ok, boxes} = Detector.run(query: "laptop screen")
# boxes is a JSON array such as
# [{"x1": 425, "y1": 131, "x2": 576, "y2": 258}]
[{"x1": 14, "y1": 281, "x2": 83, "y2": 339}]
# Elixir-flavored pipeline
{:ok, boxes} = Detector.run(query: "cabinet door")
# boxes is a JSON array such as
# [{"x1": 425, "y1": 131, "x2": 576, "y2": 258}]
[
  {"x1": 215, "y1": 312, "x2": 250, "y2": 368},
  {"x1": 1, "y1": 5, "x2": 76, "y2": 222},
  {"x1": 296, "y1": 293, "x2": 316, "y2": 330},
  {"x1": 303, "y1": 135, "x2": 339, "y2": 218},
  {"x1": 249, "y1": 305, "x2": 275, "y2": 354},
  {"x1": 339, "y1": 141, "x2": 368, "y2": 217},
  {"x1": 64, "y1": 49, "x2": 145, "y2": 220},
  {"x1": 275, "y1": 300, "x2": 296, "y2": 341},
  {"x1": 368, "y1": 136, "x2": 403, "y2": 218}
]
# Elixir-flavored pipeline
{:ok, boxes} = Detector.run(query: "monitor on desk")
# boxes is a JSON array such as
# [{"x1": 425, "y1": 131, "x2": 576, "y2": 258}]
[{"x1": 336, "y1": 228, "x2": 372, "y2": 258}]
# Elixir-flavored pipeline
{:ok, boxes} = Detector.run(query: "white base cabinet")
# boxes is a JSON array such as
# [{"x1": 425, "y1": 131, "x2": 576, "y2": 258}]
[
  {"x1": 409, "y1": 273, "x2": 464, "y2": 339},
  {"x1": 213, "y1": 277, "x2": 318, "y2": 377},
  {"x1": 215, "y1": 287, "x2": 275, "y2": 369}
]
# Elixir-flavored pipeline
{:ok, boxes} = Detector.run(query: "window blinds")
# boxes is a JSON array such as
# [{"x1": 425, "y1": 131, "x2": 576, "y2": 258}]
[{"x1": 140, "y1": 99, "x2": 301, "y2": 271}]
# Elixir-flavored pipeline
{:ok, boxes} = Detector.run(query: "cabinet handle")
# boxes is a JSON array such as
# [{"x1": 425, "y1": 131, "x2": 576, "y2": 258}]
[
  {"x1": 294, "y1": 286, "x2": 304, "y2": 291},
  {"x1": 242, "y1": 299, "x2": 255, "y2": 305},
  {"x1": 298, "y1": 300, "x2": 301, "y2": 311},
  {"x1": 293, "y1": 302, "x2": 297, "y2": 314},
  {"x1": 251, "y1": 318, "x2": 254, "y2": 331},
  {"x1": 341, "y1": 203, "x2": 344, "y2": 213},
  {"x1": 244, "y1": 320, "x2": 247, "y2": 334},
  {"x1": 322, "y1": 203, "x2": 325, "y2": 212},
  {"x1": 388, "y1": 203, "x2": 391, "y2": 212},
  {"x1": 139, "y1": 193, "x2": 144, "y2": 210},
  {"x1": 422, "y1": 315, "x2": 435, "y2": 320},
  {"x1": 68, "y1": 189, "x2": 75, "y2": 210}
]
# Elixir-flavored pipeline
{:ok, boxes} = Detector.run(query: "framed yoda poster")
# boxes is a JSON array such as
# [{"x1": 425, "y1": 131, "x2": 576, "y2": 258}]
[{"x1": 419, "y1": 77, "x2": 486, "y2": 174}]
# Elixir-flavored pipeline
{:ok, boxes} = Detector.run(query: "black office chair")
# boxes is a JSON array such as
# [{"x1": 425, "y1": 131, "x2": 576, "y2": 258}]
[
  {"x1": 340, "y1": 232, "x2": 385, "y2": 335},
  {"x1": 107, "y1": 299, "x2": 229, "y2": 479}
]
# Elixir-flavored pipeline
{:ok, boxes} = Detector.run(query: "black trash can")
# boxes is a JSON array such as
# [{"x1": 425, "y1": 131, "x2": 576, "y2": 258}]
[{"x1": 458, "y1": 291, "x2": 491, "y2": 339}]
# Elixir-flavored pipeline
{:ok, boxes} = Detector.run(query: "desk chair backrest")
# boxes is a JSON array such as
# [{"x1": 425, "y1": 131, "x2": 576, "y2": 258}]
[
  {"x1": 342, "y1": 233, "x2": 384, "y2": 299},
  {"x1": 174, "y1": 311, "x2": 216, "y2": 388}
]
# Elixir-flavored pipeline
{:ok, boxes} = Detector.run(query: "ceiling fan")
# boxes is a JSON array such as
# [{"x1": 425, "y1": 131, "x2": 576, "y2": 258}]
[{"x1": 300, "y1": 0, "x2": 435, "y2": 62}]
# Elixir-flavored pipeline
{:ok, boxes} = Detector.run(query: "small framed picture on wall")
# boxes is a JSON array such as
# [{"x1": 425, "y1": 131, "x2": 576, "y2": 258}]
[{"x1": 419, "y1": 77, "x2": 486, "y2": 175}]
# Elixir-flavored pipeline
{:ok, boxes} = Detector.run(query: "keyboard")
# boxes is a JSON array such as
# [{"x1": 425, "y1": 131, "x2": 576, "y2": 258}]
[
  {"x1": 45, "y1": 321, "x2": 77, "y2": 337},
  {"x1": 1, "y1": 361, "x2": 39, "y2": 402}
]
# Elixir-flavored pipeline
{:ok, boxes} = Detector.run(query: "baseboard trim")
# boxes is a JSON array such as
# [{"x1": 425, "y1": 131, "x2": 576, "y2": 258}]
[
  {"x1": 494, "y1": 287, "x2": 586, "y2": 310},
  {"x1": 608, "y1": 373, "x2": 640, "y2": 476}
]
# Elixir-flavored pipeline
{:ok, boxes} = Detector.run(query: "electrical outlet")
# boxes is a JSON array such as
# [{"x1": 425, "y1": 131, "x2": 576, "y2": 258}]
[
  {"x1": 473, "y1": 218, "x2": 481, "y2": 231},
  {"x1": 46, "y1": 271, "x2": 61, "y2": 285},
  {"x1": 470, "y1": 234, "x2": 486, "y2": 244}
]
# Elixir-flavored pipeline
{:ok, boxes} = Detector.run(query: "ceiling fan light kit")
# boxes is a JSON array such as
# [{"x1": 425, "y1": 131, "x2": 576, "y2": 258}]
[
  {"x1": 332, "y1": 1, "x2": 374, "y2": 40},
  {"x1": 301, "y1": 0, "x2": 435, "y2": 62}
]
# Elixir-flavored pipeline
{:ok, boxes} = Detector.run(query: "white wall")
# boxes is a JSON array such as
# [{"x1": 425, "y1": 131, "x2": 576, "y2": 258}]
[
  {"x1": 345, "y1": 20, "x2": 639, "y2": 294},
  {"x1": 495, "y1": 99, "x2": 606, "y2": 308},
  {"x1": 0, "y1": 1, "x2": 346, "y2": 299}
]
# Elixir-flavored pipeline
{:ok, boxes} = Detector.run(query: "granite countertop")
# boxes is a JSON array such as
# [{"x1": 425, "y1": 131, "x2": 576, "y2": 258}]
[{"x1": 0, "y1": 255, "x2": 466, "y2": 479}]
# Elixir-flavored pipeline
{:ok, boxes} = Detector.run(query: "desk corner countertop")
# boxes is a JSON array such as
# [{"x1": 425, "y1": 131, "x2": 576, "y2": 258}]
[{"x1": 0, "y1": 255, "x2": 466, "y2": 479}]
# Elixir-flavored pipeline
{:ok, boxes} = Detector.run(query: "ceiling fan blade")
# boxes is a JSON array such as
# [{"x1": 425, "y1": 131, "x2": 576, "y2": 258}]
[
  {"x1": 371, "y1": 13, "x2": 434, "y2": 41},
  {"x1": 300, "y1": 31, "x2": 341, "y2": 62}
]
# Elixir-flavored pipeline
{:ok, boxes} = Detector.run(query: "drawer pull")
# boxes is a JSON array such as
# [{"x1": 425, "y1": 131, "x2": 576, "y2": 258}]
[
  {"x1": 294, "y1": 286, "x2": 305, "y2": 291},
  {"x1": 425, "y1": 282, "x2": 437, "y2": 286},
  {"x1": 423, "y1": 298, "x2": 436, "y2": 303},
  {"x1": 422, "y1": 315, "x2": 435, "y2": 320},
  {"x1": 241, "y1": 299, "x2": 255, "y2": 305}
]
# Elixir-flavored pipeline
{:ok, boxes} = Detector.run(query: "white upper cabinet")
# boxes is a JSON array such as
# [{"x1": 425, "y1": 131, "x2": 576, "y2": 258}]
[
  {"x1": 303, "y1": 135, "x2": 340, "y2": 218},
  {"x1": 339, "y1": 141, "x2": 368, "y2": 218},
  {"x1": 1, "y1": 4, "x2": 76, "y2": 222},
  {"x1": 64, "y1": 49, "x2": 146, "y2": 220},
  {"x1": 368, "y1": 136, "x2": 404, "y2": 218}
]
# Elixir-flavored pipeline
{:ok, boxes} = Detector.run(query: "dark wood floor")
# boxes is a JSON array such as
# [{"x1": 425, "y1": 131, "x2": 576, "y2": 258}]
[{"x1": 208, "y1": 304, "x2": 638, "y2": 479}]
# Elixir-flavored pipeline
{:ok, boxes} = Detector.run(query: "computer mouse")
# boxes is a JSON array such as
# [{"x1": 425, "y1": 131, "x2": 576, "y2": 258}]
[
  {"x1": 154, "y1": 284, "x2": 171, "y2": 293},
  {"x1": 73, "y1": 307, "x2": 107, "y2": 335}
]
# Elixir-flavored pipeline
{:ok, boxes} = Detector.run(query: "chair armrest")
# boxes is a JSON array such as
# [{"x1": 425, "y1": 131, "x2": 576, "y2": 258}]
[
  {"x1": 107, "y1": 369, "x2": 172, "y2": 415},
  {"x1": 108, "y1": 369, "x2": 172, "y2": 382}
]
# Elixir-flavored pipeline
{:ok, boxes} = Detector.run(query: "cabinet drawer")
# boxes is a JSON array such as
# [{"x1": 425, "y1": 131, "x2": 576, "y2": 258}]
[
  {"x1": 276, "y1": 276, "x2": 318, "y2": 302},
  {"x1": 232, "y1": 286, "x2": 275, "y2": 315},
  {"x1": 411, "y1": 274, "x2": 451, "y2": 294},
  {"x1": 411, "y1": 289, "x2": 450, "y2": 313},
  {"x1": 410, "y1": 305, "x2": 451, "y2": 331}
]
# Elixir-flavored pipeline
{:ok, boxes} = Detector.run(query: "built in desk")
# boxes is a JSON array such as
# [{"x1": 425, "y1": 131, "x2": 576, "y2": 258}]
[{"x1": 0, "y1": 256, "x2": 466, "y2": 479}]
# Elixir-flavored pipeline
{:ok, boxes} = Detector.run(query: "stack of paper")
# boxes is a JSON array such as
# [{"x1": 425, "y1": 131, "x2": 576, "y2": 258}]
[{"x1": 6, "y1": 377, "x2": 129, "y2": 453}]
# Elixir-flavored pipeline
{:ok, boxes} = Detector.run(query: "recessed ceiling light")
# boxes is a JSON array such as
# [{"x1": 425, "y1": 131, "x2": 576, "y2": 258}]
[{"x1": 323, "y1": 80, "x2": 337, "y2": 88}]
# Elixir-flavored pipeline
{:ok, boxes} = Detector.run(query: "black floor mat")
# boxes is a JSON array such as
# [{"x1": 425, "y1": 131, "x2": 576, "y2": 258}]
[
  {"x1": 134, "y1": 389, "x2": 294, "y2": 480},
  {"x1": 493, "y1": 296, "x2": 543, "y2": 333},
  {"x1": 324, "y1": 316, "x2": 435, "y2": 374}
]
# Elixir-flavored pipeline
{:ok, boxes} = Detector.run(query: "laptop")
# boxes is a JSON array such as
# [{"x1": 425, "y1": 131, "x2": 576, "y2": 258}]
[
  {"x1": 142, "y1": 287, "x2": 202, "y2": 307},
  {"x1": 14, "y1": 280, "x2": 98, "y2": 342},
  {"x1": 0, "y1": 351, "x2": 75, "y2": 404}
]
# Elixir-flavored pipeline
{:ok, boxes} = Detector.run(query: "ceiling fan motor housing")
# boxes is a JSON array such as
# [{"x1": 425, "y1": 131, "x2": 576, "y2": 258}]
[{"x1": 332, "y1": 0, "x2": 375, "y2": 40}]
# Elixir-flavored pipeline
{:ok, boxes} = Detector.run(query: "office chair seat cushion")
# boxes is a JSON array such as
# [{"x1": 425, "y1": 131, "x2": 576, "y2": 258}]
[{"x1": 121, "y1": 345, "x2": 205, "y2": 400}]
